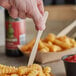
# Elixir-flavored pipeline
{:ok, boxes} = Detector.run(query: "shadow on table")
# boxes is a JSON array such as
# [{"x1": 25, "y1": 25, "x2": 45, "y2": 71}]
[
  {"x1": 0, "y1": 52, "x2": 29, "y2": 66},
  {"x1": 56, "y1": 73, "x2": 66, "y2": 76}
]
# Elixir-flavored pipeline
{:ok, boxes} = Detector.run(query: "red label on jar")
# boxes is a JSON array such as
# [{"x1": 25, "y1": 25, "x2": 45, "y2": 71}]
[{"x1": 6, "y1": 20, "x2": 26, "y2": 50}]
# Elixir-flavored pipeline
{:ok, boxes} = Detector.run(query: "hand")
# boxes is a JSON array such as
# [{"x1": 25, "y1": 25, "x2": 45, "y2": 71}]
[{"x1": 0, "y1": 0, "x2": 45, "y2": 30}]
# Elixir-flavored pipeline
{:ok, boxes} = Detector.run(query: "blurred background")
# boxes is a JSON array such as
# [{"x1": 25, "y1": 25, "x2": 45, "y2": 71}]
[
  {"x1": 43, "y1": 0, "x2": 76, "y2": 21},
  {"x1": 43, "y1": 0, "x2": 76, "y2": 5}
]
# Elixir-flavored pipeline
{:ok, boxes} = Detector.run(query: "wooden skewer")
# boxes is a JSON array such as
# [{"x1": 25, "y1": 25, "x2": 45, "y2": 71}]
[
  {"x1": 28, "y1": 11, "x2": 49, "y2": 66},
  {"x1": 57, "y1": 20, "x2": 76, "y2": 37}
]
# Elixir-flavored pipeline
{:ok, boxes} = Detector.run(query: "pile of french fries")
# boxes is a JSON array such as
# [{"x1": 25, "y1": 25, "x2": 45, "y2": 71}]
[
  {"x1": 21, "y1": 33, "x2": 76, "y2": 53},
  {"x1": 0, "y1": 64, "x2": 52, "y2": 76}
]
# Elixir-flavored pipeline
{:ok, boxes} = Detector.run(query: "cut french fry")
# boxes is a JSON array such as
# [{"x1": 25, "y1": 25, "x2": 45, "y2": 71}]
[
  {"x1": 43, "y1": 33, "x2": 56, "y2": 42},
  {"x1": 69, "y1": 38, "x2": 76, "y2": 47},
  {"x1": 43, "y1": 42, "x2": 62, "y2": 52},
  {"x1": 57, "y1": 36, "x2": 72, "y2": 46},
  {"x1": 44, "y1": 67, "x2": 51, "y2": 73},
  {"x1": 48, "y1": 41, "x2": 53, "y2": 46},
  {"x1": 21, "y1": 39, "x2": 35, "y2": 52},
  {"x1": 38, "y1": 40, "x2": 48, "y2": 50},
  {"x1": 43, "y1": 42, "x2": 52, "y2": 49},
  {"x1": 49, "y1": 45, "x2": 62, "y2": 52},
  {"x1": 20, "y1": 33, "x2": 76, "y2": 53},
  {"x1": 53, "y1": 39, "x2": 71, "y2": 49},
  {"x1": 0, "y1": 64, "x2": 18, "y2": 74},
  {"x1": 39, "y1": 48, "x2": 49, "y2": 53},
  {"x1": 0, "y1": 64, "x2": 52, "y2": 76}
]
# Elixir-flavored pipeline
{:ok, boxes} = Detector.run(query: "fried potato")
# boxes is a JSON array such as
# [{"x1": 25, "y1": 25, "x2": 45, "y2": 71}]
[
  {"x1": 49, "y1": 45, "x2": 62, "y2": 52},
  {"x1": 0, "y1": 74, "x2": 18, "y2": 76},
  {"x1": 44, "y1": 67, "x2": 51, "y2": 73},
  {"x1": 11, "y1": 74, "x2": 18, "y2": 76},
  {"x1": 69, "y1": 38, "x2": 76, "y2": 47},
  {"x1": 39, "y1": 48, "x2": 49, "y2": 53},
  {"x1": 21, "y1": 33, "x2": 76, "y2": 53},
  {"x1": 43, "y1": 33, "x2": 56, "y2": 42},
  {"x1": 0, "y1": 74, "x2": 10, "y2": 76},
  {"x1": 43, "y1": 42, "x2": 52, "y2": 49},
  {"x1": 38, "y1": 40, "x2": 48, "y2": 50},
  {"x1": 29, "y1": 64, "x2": 43, "y2": 72},
  {"x1": 44, "y1": 67, "x2": 51, "y2": 76},
  {"x1": 0, "y1": 64, "x2": 18, "y2": 74},
  {"x1": 0, "y1": 64, "x2": 52, "y2": 76},
  {"x1": 21, "y1": 39, "x2": 35, "y2": 52},
  {"x1": 53, "y1": 39, "x2": 71, "y2": 49},
  {"x1": 18, "y1": 66, "x2": 30, "y2": 75},
  {"x1": 48, "y1": 41, "x2": 53, "y2": 46},
  {"x1": 57, "y1": 36, "x2": 72, "y2": 46},
  {"x1": 43, "y1": 42, "x2": 62, "y2": 52},
  {"x1": 27, "y1": 70, "x2": 39, "y2": 76},
  {"x1": 18, "y1": 64, "x2": 51, "y2": 76}
]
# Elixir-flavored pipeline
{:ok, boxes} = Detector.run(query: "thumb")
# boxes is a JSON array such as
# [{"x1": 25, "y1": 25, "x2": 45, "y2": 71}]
[{"x1": 0, "y1": 0, "x2": 11, "y2": 9}]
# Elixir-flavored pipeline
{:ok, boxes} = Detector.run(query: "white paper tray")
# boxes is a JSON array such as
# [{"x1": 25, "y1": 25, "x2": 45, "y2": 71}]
[{"x1": 18, "y1": 45, "x2": 76, "y2": 64}]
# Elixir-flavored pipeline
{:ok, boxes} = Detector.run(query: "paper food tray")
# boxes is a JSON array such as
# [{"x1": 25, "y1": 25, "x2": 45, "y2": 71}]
[
  {"x1": 18, "y1": 20, "x2": 76, "y2": 63},
  {"x1": 18, "y1": 45, "x2": 76, "y2": 63}
]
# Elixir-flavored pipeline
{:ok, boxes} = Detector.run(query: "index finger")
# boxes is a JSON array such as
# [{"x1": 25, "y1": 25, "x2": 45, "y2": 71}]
[
  {"x1": 30, "y1": 0, "x2": 45, "y2": 30},
  {"x1": 37, "y1": 0, "x2": 44, "y2": 15}
]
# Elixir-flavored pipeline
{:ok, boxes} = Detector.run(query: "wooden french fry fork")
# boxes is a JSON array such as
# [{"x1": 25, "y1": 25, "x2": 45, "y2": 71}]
[{"x1": 28, "y1": 11, "x2": 49, "y2": 66}]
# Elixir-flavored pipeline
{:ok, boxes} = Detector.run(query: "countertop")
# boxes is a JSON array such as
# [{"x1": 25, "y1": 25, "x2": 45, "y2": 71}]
[{"x1": 0, "y1": 5, "x2": 76, "y2": 76}]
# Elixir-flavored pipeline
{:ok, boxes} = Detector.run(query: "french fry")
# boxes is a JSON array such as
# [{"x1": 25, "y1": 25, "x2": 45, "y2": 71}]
[
  {"x1": 53, "y1": 39, "x2": 71, "y2": 49},
  {"x1": 18, "y1": 64, "x2": 51, "y2": 76},
  {"x1": 43, "y1": 42, "x2": 52, "y2": 49},
  {"x1": 0, "y1": 64, "x2": 18, "y2": 74},
  {"x1": 43, "y1": 42, "x2": 62, "y2": 52},
  {"x1": 39, "y1": 48, "x2": 49, "y2": 52},
  {"x1": 57, "y1": 36, "x2": 72, "y2": 46},
  {"x1": 0, "y1": 64, "x2": 52, "y2": 76},
  {"x1": 49, "y1": 45, "x2": 62, "y2": 52},
  {"x1": 38, "y1": 40, "x2": 48, "y2": 50},
  {"x1": 48, "y1": 41, "x2": 53, "y2": 46},
  {"x1": 11, "y1": 74, "x2": 18, "y2": 76},
  {"x1": 21, "y1": 39, "x2": 35, "y2": 52},
  {"x1": 43, "y1": 33, "x2": 56, "y2": 42},
  {"x1": 44, "y1": 67, "x2": 51, "y2": 73},
  {"x1": 20, "y1": 33, "x2": 76, "y2": 53},
  {"x1": 0, "y1": 74, "x2": 11, "y2": 76},
  {"x1": 69, "y1": 38, "x2": 76, "y2": 47}
]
